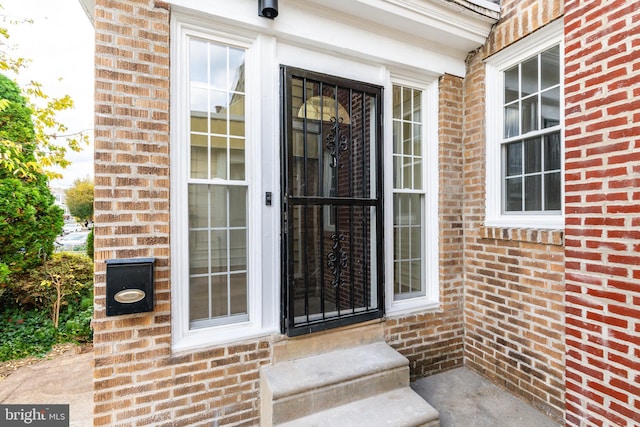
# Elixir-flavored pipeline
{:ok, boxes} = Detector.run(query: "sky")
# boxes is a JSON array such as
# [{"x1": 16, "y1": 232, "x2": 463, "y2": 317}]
[{"x1": 1, "y1": 0, "x2": 94, "y2": 188}]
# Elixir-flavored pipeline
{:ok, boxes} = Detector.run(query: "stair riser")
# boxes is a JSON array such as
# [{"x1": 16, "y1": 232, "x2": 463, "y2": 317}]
[{"x1": 268, "y1": 366, "x2": 409, "y2": 425}]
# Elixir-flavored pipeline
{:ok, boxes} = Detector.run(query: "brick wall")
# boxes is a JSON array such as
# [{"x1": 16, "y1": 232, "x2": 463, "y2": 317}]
[
  {"x1": 564, "y1": 1, "x2": 640, "y2": 425},
  {"x1": 92, "y1": 1, "x2": 475, "y2": 425},
  {"x1": 92, "y1": 1, "x2": 272, "y2": 425},
  {"x1": 385, "y1": 74, "x2": 466, "y2": 379},
  {"x1": 462, "y1": 0, "x2": 565, "y2": 421}
]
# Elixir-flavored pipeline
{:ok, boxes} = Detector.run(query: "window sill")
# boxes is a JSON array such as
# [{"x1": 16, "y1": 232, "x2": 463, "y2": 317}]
[
  {"x1": 386, "y1": 298, "x2": 441, "y2": 317},
  {"x1": 172, "y1": 324, "x2": 278, "y2": 354},
  {"x1": 481, "y1": 226, "x2": 564, "y2": 246}
]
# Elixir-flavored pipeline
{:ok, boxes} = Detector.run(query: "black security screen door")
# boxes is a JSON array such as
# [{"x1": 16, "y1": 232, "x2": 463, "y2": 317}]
[{"x1": 281, "y1": 67, "x2": 384, "y2": 337}]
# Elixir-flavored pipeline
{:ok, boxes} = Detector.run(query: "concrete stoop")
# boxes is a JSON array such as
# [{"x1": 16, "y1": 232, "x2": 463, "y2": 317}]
[{"x1": 260, "y1": 323, "x2": 439, "y2": 426}]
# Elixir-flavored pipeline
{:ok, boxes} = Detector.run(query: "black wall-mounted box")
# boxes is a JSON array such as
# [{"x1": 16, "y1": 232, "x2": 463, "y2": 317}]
[{"x1": 105, "y1": 258, "x2": 155, "y2": 316}]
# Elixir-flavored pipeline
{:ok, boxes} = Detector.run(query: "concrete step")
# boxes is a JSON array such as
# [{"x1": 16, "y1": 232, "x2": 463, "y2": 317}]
[
  {"x1": 260, "y1": 340, "x2": 439, "y2": 426},
  {"x1": 277, "y1": 387, "x2": 440, "y2": 427}
]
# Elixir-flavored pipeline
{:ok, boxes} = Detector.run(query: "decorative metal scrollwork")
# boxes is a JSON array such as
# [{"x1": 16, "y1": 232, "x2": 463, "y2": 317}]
[
  {"x1": 326, "y1": 116, "x2": 349, "y2": 168},
  {"x1": 327, "y1": 233, "x2": 348, "y2": 288}
]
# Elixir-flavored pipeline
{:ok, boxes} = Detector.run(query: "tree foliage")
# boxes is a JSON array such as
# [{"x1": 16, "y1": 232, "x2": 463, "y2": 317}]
[
  {"x1": 0, "y1": 6, "x2": 90, "y2": 181},
  {"x1": 0, "y1": 75, "x2": 63, "y2": 284},
  {"x1": 65, "y1": 177, "x2": 93, "y2": 221}
]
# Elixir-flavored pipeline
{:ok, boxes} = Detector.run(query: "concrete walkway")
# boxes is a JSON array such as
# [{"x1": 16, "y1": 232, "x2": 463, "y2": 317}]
[
  {"x1": 0, "y1": 350, "x2": 562, "y2": 427},
  {"x1": 412, "y1": 368, "x2": 562, "y2": 427},
  {"x1": 0, "y1": 350, "x2": 93, "y2": 427}
]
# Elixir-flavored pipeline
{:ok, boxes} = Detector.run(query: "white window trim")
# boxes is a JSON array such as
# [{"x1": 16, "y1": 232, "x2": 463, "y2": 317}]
[
  {"x1": 485, "y1": 19, "x2": 564, "y2": 229},
  {"x1": 385, "y1": 76, "x2": 440, "y2": 316},
  {"x1": 170, "y1": 17, "x2": 278, "y2": 352}
]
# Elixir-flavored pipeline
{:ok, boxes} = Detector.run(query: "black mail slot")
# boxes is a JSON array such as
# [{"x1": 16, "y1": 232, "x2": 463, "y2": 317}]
[{"x1": 105, "y1": 258, "x2": 155, "y2": 316}]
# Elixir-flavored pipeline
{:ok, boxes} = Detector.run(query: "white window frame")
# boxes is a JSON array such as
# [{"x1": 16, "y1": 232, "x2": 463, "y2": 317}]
[
  {"x1": 485, "y1": 19, "x2": 564, "y2": 229},
  {"x1": 385, "y1": 75, "x2": 440, "y2": 316},
  {"x1": 170, "y1": 17, "x2": 278, "y2": 352}
]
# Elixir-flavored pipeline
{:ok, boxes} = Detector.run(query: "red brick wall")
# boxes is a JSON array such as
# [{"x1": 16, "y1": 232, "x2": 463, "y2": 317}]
[
  {"x1": 462, "y1": 0, "x2": 565, "y2": 422},
  {"x1": 564, "y1": 1, "x2": 640, "y2": 425}
]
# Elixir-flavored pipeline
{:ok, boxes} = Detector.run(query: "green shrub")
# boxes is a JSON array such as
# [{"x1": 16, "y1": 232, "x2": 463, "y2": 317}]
[
  {"x1": 86, "y1": 228, "x2": 94, "y2": 260},
  {"x1": 6, "y1": 253, "x2": 93, "y2": 324},
  {"x1": 0, "y1": 75, "x2": 64, "y2": 283},
  {"x1": 0, "y1": 308, "x2": 58, "y2": 361},
  {"x1": 0, "y1": 252, "x2": 94, "y2": 361}
]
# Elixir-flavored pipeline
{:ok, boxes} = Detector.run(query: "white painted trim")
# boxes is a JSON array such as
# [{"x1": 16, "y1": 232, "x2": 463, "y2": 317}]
[{"x1": 485, "y1": 19, "x2": 564, "y2": 230}]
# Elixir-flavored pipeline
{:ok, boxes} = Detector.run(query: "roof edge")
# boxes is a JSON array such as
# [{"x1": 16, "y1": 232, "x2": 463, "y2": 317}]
[
  {"x1": 444, "y1": 0, "x2": 500, "y2": 20},
  {"x1": 78, "y1": 0, "x2": 95, "y2": 25}
]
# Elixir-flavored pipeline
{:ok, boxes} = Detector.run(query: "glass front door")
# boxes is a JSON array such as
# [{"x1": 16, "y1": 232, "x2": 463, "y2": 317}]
[{"x1": 281, "y1": 67, "x2": 384, "y2": 336}]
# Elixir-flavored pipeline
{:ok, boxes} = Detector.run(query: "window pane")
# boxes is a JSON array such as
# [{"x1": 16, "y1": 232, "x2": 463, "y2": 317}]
[
  {"x1": 505, "y1": 142, "x2": 522, "y2": 176},
  {"x1": 413, "y1": 124, "x2": 422, "y2": 157},
  {"x1": 403, "y1": 122, "x2": 412, "y2": 156},
  {"x1": 393, "y1": 85, "x2": 401, "y2": 119},
  {"x1": 210, "y1": 91, "x2": 228, "y2": 134},
  {"x1": 229, "y1": 187, "x2": 247, "y2": 227},
  {"x1": 521, "y1": 56, "x2": 538, "y2": 97},
  {"x1": 505, "y1": 177, "x2": 522, "y2": 211},
  {"x1": 544, "y1": 132, "x2": 561, "y2": 171},
  {"x1": 412, "y1": 89, "x2": 421, "y2": 122},
  {"x1": 189, "y1": 276, "x2": 209, "y2": 321},
  {"x1": 189, "y1": 184, "x2": 209, "y2": 228},
  {"x1": 230, "y1": 144, "x2": 245, "y2": 180},
  {"x1": 541, "y1": 45, "x2": 560, "y2": 90},
  {"x1": 230, "y1": 273, "x2": 247, "y2": 315},
  {"x1": 210, "y1": 186, "x2": 227, "y2": 228},
  {"x1": 393, "y1": 121, "x2": 401, "y2": 154},
  {"x1": 210, "y1": 136, "x2": 227, "y2": 180},
  {"x1": 403, "y1": 87, "x2": 412, "y2": 121},
  {"x1": 229, "y1": 95, "x2": 245, "y2": 137},
  {"x1": 211, "y1": 274, "x2": 229, "y2": 317},
  {"x1": 208, "y1": 43, "x2": 227, "y2": 90},
  {"x1": 210, "y1": 230, "x2": 228, "y2": 273},
  {"x1": 229, "y1": 48, "x2": 245, "y2": 92},
  {"x1": 190, "y1": 87, "x2": 208, "y2": 127},
  {"x1": 504, "y1": 103, "x2": 519, "y2": 138},
  {"x1": 403, "y1": 156, "x2": 412, "y2": 189},
  {"x1": 541, "y1": 87, "x2": 560, "y2": 128},
  {"x1": 189, "y1": 39, "x2": 208, "y2": 84},
  {"x1": 504, "y1": 65, "x2": 519, "y2": 103},
  {"x1": 521, "y1": 95, "x2": 538, "y2": 133},
  {"x1": 229, "y1": 230, "x2": 247, "y2": 272},
  {"x1": 413, "y1": 158, "x2": 423, "y2": 190},
  {"x1": 393, "y1": 156, "x2": 402, "y2": 188},
  {"x1": 525, "y1": 175, "x2": 542, "y2": 211},
  {"x1": 545, "y1": 172, "x2": 561, "y2": 210},
  {"x1": 190, "y1": 138, "x2": 208, "y2": 179},
  {"x1": 393, "y1": 193, "x2": 423, "y2": 299},
  {"x1": 189, "y1": 230, "x2": 209, "y2": 275},
  {"x1": 524, "y1": 138, "x2": 541, "y2": 174}
]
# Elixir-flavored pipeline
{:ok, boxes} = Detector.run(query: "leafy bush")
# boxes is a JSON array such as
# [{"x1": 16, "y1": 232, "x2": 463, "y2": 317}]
[
  {"x1": 5, "y1": 253, "x2": 93, "y2": 324},
  {"x1": 86, "y1": 228, "x2": 94, "y2": 260},
  {"x1": 0, "y1": 253, "x2": 93, "y2": 361},
  {"x1": 0, "y1": 308, "x2": 58, "y2": 361},
  {"x1": 0, "y1": 298, "x2": 93, "y2": 362}
]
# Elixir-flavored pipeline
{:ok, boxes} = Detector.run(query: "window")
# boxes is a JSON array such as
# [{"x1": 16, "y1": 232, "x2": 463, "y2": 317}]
[
  {"x1": 387, "y1": 79, "x2": 439, "y2": 314},
  {"x1": 172, "y1": 21, "x2": 278, "y2": 350},
  {"x1": 187, "y1": 38, "x2": 249, "y2": 329},
  {"x1": 485, "y1": 20, "x2": 563, "y2": 228},
  {"x1": 393, "y1": 85, "x2": 425, "y2": 300}
]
